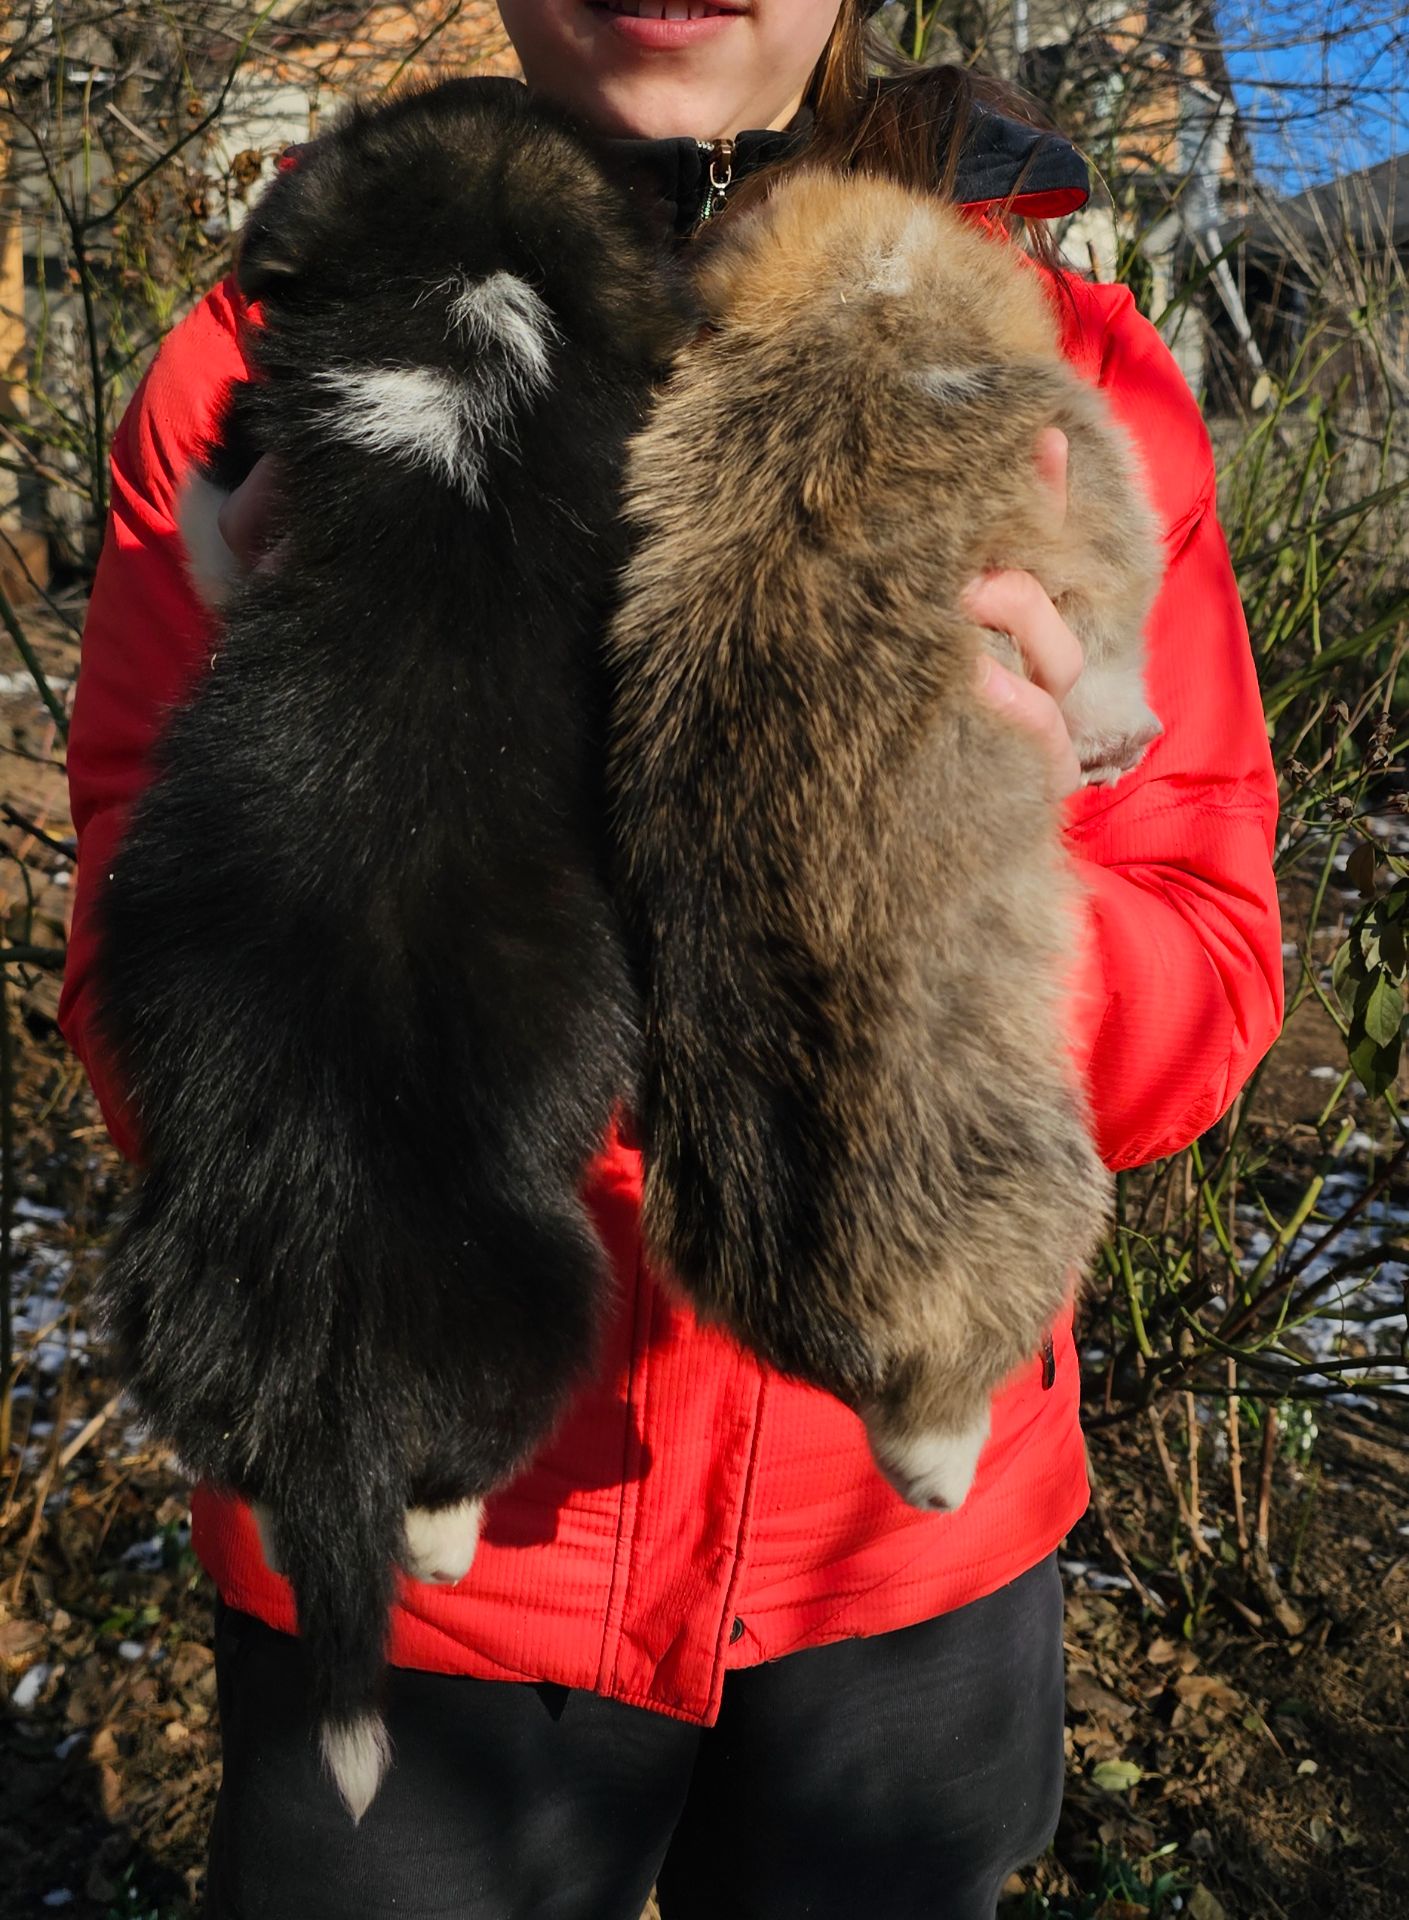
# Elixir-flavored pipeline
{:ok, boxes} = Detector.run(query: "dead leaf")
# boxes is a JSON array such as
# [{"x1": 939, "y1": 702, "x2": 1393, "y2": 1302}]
[
  {"x1": 98, "y1": 1762, "x2": 123, "y2": 1821},
  {"x1": 1068, "y1": 1670, "x2": 1136, "y2": 1721},
  {"x1": 1347, "y1": 840, "x2": 1379, "y2": 896},
  {"x1": 1174, "y1": 1673, "x2": 1244, "y2": 1716},
  {"x1": 0, "y1": 1617, "x2": 46, "y2": 1666},
  {"x1": 1187, "y1": 1889, "x2": 1230, "y2": 1920},
  {"x1": 169, "y1": 1641, "x2": 213, "y2": 1688}
]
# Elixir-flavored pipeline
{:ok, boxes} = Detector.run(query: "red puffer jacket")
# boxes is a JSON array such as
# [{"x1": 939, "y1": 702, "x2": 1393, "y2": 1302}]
[{"x1": 59, "y1": 224, "x2": 1282, "y2": 1729}]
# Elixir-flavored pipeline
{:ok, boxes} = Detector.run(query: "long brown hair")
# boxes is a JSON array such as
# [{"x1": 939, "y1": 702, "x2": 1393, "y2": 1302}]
[{"x1": 718, "y1": 0, "x2": 1068, "y2": 270}]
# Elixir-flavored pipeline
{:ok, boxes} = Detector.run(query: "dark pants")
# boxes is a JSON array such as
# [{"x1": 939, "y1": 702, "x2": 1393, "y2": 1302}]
[{"x1": 203, "y1": 1552, "x2": 1064, "y2": 1920}]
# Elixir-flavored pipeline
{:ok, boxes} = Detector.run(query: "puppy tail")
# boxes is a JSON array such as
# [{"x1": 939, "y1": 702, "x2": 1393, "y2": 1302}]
[
  {"x1": 319, "y1": 1712, "x2": 393, "y2": 1825},
  {"x1": 264, "y1": 1446, "x2": 405, "y2": 1825}
]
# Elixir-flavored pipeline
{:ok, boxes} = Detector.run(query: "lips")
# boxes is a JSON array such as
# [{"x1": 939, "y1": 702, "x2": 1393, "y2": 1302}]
[{"x1": 585, "y1": 2, "x2": 746, "y2": 48}]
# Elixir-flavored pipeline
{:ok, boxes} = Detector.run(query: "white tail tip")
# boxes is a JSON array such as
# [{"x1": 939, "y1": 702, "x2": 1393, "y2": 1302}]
[{"x1": 320, "y1": 1711, "x2": 392, "y2": 1823}]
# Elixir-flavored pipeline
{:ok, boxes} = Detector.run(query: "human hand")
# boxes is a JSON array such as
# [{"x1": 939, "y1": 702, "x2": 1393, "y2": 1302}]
[
  {"x1": 215, "y1": 452, "x2": 286, "y2": 573},
  {"x1": 961, "y1": 428, "x2": 1083, "y2": 800}
]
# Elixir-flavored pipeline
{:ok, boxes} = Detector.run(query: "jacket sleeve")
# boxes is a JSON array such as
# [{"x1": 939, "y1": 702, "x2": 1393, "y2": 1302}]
[
  {"x1": 57, "y1": 278, "x2": 249, "y2": 1163},
  {"x1": 1059, "y1": 286, "x2": 1283, "y2": 1172}
]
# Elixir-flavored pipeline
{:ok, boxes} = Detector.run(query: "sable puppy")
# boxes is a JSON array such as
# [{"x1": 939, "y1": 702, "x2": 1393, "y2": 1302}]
[
  {"x1": 92, "y1": 78, "x2": 691, "y2": 1820},
  {"x1": 605, "y1": 168, "x2": 1163, "y2": 1515}
]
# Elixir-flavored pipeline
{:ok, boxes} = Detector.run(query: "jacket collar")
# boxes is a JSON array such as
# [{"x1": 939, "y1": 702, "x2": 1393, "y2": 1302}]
[
  {"x1": 596, "y1": 97, "x2": 1089, "y2": 238},
  {"x1": 951, "y1": 103, "x2": 1089, "y2": 221}
]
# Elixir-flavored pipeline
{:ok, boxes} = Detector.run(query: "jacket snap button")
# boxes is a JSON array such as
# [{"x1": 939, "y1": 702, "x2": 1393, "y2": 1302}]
[{"x1": 729, "y1": 1617, "x2": 745, "y2": 1643}]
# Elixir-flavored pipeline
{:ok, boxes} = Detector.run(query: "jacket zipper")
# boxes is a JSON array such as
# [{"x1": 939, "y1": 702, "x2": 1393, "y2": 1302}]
[{"x1": 695, "y1": 135, "x2": 734, "y2": 223}]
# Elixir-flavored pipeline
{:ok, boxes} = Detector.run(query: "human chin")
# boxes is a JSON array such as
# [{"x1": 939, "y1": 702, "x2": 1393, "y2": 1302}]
[
  {"x1": 560, "y1": 60, "x2": 747, "y2": 140},
  {"x1": 579, "y1": 0, "x2": 838, "y2": 135}
]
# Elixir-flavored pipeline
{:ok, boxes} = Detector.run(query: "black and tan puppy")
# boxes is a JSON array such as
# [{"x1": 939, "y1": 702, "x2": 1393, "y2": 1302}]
[
  {"x1": 605, "y1": 168, "x2": 1163, "y2": 1515},
  {"x1": 92, "y1": 77, "x2": 691, "y2": 1820}
]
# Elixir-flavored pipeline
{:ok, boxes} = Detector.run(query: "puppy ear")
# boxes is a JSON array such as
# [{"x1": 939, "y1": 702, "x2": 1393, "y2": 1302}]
[
  {"x1": 237, "y1": 250, "x2": 299, "y2": 299},
  {"x1": 234, "y1": 175, "x2": 304, "y2": 300}
]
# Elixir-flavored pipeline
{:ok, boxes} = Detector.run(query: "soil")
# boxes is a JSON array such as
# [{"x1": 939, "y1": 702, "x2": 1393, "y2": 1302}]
[{"x1": 1022, "y1": 1417, "x2": 1409, "y2": 1920}]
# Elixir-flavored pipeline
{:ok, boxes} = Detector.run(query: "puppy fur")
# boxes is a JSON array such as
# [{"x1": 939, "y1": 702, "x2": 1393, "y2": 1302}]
[
  {"x1": 91, "y1": 78, "x2": 691, "y2": 1820},
  {"x1": 604, "y1": 168, "x2": 1164, "y2": 1512}
]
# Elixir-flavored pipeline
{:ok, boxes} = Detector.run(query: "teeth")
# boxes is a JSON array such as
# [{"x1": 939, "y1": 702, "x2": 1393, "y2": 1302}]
[{"x1": 601, "y1": 1, "x2": 730, "y2": 17}]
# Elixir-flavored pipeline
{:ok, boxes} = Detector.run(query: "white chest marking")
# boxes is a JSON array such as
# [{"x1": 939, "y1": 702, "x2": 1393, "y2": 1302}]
[{"x1": 319, "y1": 273, "x2": 559, "y2": 505}]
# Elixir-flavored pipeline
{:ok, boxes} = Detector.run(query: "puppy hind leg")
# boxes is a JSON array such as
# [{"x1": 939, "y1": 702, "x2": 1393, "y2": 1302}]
[
  {"x1": 399, "y1": 1496, "x2": 486, "y2": 1587},
  {"x1": 864, "y1": 1398, "x2": 993, "y2": 1514},
  {"x1": 1061, "y1": 658, "x2": 1162, "y2": 785}
]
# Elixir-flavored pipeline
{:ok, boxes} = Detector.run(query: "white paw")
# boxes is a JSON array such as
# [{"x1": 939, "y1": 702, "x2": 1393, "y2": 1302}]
[
  {"x1": 251, "y1": 1500, "x2": 283, "y2": 1575},
  {"x1": 1077, "y1": 717, "x2": 1162, "y2": 786},
  {"x1": 1062, "y1": 659, "x2": 1162, "y2": 784},
  {"x1": 400, "y1": 1497, "x2": 485, "y2": 1586},
  {"x1": 867, "y1": 1405, "x2": 992, "y2": 1513}
]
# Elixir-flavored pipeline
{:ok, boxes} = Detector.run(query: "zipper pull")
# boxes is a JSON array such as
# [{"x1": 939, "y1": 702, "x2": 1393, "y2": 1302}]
[{"x1": 695, "y1": 135, "x2": 734, "y2": 223}]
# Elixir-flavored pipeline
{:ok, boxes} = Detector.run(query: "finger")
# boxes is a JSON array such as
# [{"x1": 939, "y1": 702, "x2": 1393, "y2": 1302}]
[
  {"x1": 961, "y1": 569, "x2": 1084, "y2": 704},
  {"x1": 974, "y1": 655, "x2": 1082, "y2": 799},
  {"x1": 1033, "y1": 426, "x2": 1068, "y2": 528}
]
